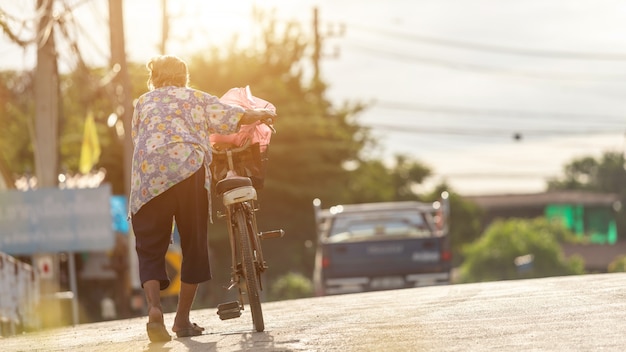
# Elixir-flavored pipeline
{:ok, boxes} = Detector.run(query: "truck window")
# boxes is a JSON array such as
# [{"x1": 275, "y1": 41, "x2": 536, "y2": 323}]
[{"x1": 327, "y1": 209, "x2": 431, "y2": 242}]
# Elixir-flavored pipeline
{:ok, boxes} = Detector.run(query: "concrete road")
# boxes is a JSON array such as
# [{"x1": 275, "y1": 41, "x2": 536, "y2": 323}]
[{"x1": 3, "y1": 272, "x2": 626, "y2": 351}]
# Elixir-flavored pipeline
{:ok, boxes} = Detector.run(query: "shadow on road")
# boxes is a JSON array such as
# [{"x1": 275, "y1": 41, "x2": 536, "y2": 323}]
[
  {"x1": 144, "y1": 338, "x2": 218, "y2": 352},
  {"x1": 141, "y1": 331, "x2": 284, "y2": 352},
  {"x1": 239, "y1": 332, "x2": 281, "y2": 351}
]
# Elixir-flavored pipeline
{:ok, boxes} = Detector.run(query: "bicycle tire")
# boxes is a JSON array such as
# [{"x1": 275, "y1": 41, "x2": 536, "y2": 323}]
[{"x1": 234, "y1": 207, "x2": 265, "y2": 332}]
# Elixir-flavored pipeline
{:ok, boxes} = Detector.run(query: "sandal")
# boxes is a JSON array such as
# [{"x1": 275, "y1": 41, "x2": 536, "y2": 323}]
[
  {"x1": 174, "y1": 322, "x2": 205, "y2": 338},
  {"x1": 146, "y1": 321, "x2": 172, "y2": 342}
]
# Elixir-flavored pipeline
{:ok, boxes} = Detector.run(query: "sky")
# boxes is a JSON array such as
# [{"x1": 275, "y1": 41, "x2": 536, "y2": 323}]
[{"x1": 2, "y1": 0, "x2": 626, "y2": 195}]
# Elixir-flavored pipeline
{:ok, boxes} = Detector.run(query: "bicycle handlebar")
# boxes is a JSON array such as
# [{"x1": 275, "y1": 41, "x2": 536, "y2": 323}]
[
  {"x1": 261, "y1": 116, "x2": 277, "y2": 134},
  {"x1": 210, "y1": 115, "x2": 276, "y2": 155},
  {"x1": 211, "y1": 140, "x2": 252, "y2": 154}
]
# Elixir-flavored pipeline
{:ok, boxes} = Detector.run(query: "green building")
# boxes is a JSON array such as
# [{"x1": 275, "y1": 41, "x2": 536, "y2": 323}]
[{"x1": 467, "y1": 191, "x2": 620, "y2": 244}]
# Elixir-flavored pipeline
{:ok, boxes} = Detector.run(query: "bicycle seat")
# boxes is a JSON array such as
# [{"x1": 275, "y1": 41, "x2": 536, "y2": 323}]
[{"x1": 216, "y1": 176, "x2": 253, "y2": 195}]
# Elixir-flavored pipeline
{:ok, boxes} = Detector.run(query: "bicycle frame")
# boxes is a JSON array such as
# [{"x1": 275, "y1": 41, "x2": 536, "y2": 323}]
[
  {"x1": 213, "y1": 142, "x2": 283, "y2": 332},
  {"x1": 222, "y1": 175, "x2": 267, "y2": 290}
]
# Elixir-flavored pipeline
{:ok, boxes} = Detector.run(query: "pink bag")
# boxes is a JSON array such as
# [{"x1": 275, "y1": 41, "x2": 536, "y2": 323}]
[{"x1": 210, "y1": 86, "x2": 276, "y2": 152}]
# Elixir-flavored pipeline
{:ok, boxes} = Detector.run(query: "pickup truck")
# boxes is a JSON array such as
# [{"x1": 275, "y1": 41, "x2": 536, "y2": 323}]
[{"x1": 312, "y1": 193, "x2": 452, "y2": 296}]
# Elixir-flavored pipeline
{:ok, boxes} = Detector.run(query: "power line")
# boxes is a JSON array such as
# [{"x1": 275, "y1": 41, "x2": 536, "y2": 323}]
[
  {"x1": 67, "y1": 0, "x2": 110, "y2": 63},
  {"x1": 432, "y1": 172, "x2": 557, "y2": 179},
  {"x1": 0, "y1": 0, "x2": 50, "y2": 24},
  {"x1": 366, "y1": 122, "x2": 620, "y2": 137},
  {"x1": 372, "y1": 101, "x2": 626, "y2": 123},
  {"x1": 348, "y1": 23, "x2": 626, "y2": 61},
  {"x1": 346, "y1": 43, "x2": 626, "y2": 81}
]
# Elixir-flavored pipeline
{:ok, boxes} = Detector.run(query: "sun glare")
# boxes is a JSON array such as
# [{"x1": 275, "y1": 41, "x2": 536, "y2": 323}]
[
  {"x1": 122, "y1": 0, "x2": 310, "y2": 62},
  {"x1": 166, "y1": 2, "x2": 254, "y2": 49}
]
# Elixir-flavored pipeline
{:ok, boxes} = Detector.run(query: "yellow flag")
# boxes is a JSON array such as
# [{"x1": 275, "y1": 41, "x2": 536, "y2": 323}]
[{"x1": 79, "y1": 112, "x2": 101, "y2": 174}]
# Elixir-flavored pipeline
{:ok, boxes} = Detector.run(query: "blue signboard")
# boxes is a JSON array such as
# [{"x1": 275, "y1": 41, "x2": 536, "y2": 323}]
[
  {"x1": 110, "y1": 195, "x2": 129, "y2": 234},
  {"x1": 0, "y1": 185, "x2": 114, "y2": 254}
]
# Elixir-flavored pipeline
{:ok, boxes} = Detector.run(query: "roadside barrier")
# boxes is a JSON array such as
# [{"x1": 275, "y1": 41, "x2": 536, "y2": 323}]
[{"x1": 0, "y1": 252, "x2": 40, "y2": 336}]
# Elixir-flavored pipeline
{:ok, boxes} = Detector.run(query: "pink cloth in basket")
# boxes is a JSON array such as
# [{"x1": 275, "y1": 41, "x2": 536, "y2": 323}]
[{"x1": 209, "y1": 86, "x2": 275, "y2": 151}]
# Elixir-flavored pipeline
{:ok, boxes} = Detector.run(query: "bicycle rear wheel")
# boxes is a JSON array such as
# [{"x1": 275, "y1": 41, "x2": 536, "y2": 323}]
[{"x1": 234, "y1": 208, "x2": 264, "y2": 332}]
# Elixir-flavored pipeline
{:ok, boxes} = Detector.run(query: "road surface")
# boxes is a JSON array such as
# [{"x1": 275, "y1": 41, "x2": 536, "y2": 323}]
[{"x1": 3, "y1": 273, "x2": 626, "y2": 351}]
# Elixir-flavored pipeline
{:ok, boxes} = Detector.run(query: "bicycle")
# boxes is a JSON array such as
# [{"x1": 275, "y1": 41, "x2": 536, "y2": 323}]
[{"x1": 210, "y1": 118, "x2": 284, "y2": 333}]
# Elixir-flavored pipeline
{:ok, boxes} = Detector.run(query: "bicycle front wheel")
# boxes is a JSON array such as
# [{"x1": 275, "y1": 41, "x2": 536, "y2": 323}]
[{"x1": 234, "y1": 208, "x2": 264, "y2": 332}]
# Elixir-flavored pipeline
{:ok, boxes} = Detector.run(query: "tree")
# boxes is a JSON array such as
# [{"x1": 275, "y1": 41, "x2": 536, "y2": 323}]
[
  {"x1": 0, "y1": 60, "x2": 147, "y2": 192},
  {"x1": 548, "y1": 152, "x2": 626, "y2": 192},
  {"x1": 458, "y1": 217, "x2": 585, "y2": 283},
  {"x1": 268, "y1": 272, "x2": 313, "y2": 301},
  {"x1": 0, "y1": 71, "x2": 34, "y2": 179},
  {"x1": 390, "y1": 155, "x2": 432, "y2": 201},
  {"x1": 344, "y1": 154, "x2": 431, "y2": 204}
]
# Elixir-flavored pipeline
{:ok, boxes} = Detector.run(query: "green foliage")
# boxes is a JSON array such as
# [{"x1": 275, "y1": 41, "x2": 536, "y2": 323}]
[
  {"x1": 548, "y1": 152, "x2": 626, "y2": 193},
  {"x1": 0, "y1": 62, "x2": 141, "y2": 193},
  {"x1": 268, "y1": 272, "x2": 313, "y2": 301},
  {"x1": 0, "y1": 71, "x2": 35, "y2": 176},
  {"x1": 458, "y1": 217, "x2": 585, "y2": 283},
  {"x1": 608, "y1": 255, "x2": 626, "y2": 273},
  {"x1": 345, "y1": 154, "x2": 432, "y2": 204},
  {"x1": 58, "y1": 67, "x2": 112, "y2": 171},
  {"x1": 390, "y1": 155, "x2": 432, "y2": 201},
  {"x1": 344, "y1": 159, "x2": 397, "y2": 203},
  {"x1": 548, "y1": 151, "x2": 626, "y2": 240}
]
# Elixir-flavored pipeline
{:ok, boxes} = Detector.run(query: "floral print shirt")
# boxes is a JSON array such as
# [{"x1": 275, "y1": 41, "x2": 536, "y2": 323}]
[{"x1": 129, "y1": 86, "x2": 244, "y2": 217}]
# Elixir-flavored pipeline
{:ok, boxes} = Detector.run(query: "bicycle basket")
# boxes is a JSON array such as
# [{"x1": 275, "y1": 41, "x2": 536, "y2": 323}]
[{"x1": 210, "y1": 142, "x2": 268, "y2": 190}]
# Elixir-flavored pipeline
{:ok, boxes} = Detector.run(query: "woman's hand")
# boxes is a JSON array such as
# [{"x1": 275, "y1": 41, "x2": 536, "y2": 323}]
[{"x1": 240, "y1": 108, "x2": 277, "y2": 125}]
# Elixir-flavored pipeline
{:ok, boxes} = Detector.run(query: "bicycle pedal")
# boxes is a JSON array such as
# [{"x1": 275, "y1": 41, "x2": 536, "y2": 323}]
[
  {"x1": 259, "y1": 229, "x2": 285, "y2": 239},
  {"x1": 217, "y1": 301, "x2": 242, "y2": 320},
  {"x1": 218, "y1": 311, "x2": 242, "y2": 320},
  {"x1": 217, "y1": 301, "x2": 241, "y2": 312}
]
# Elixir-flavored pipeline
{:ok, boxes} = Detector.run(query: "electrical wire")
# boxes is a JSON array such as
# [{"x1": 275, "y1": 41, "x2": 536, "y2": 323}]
[
  {"x1": 345, "y1": 42, "x2": 626, "y2": 82},
  {"x1": 55, "y1": 1, "x2": 87, "y2": 71},
  {"x1": 0, "y1": 0, "x2": 47, "y2": 46},
  {"x1": 347, "y1": 22, "x2": 626, "y2": 61},
  {"x1": 371, "y1": 101, "x2": 626, "y2": 124},
  {"x1": 0, "y1": 0, "x2": 50, "y2": 24},
  {"x1": 431, "y1": 172, "x2": 556, "y2": 179},
  {"x1": 366, "y1": 122, "x2": 620, "y2": 137}
]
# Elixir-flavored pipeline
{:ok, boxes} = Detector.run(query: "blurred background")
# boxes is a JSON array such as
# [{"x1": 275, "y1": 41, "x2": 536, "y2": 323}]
[
  {"x1": 2, "y1": 0, "x2": 626, "y2": 332},
  {"x1": 3, "y1": 0, "x2": 626, "y2": 194}
]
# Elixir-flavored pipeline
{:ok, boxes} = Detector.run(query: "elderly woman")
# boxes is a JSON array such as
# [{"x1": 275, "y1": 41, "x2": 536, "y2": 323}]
[{"x1": 129, "y1": 55, "x2": 274, "y2": 342}]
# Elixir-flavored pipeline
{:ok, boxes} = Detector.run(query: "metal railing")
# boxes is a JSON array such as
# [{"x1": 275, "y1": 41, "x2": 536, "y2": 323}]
[{"x1": 0, "y1": 252, "x2": 40, "y2": 336}]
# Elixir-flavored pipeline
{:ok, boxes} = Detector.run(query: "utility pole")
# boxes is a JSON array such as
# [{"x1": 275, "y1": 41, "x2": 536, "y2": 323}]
[
  {"x1": 312, "y1": 7, "x2": 321, "y2": 92},
  {"x1": 33, "y1": 0, "x2": 76, "y2": 326},
  {"x1": 159, "y1": 0, "x2": 169, "y2": 54},
  {"x1": 311, "y1": 7, "x2": 344, "y2": 97},
  {"x1": 108, "y1": 0, "x2": 133, "y2": 198},
  {"x1": 108, "y1": 0, "x2": 137, "y2": 310},
  {"x1": 34, "y1": 0, "x2": 59, "y2": 188}
]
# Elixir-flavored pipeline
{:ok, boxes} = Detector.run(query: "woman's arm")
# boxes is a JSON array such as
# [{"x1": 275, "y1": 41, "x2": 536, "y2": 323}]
[{"x1": 239, "y1": 108, "x2": 277, "y2": 126}]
